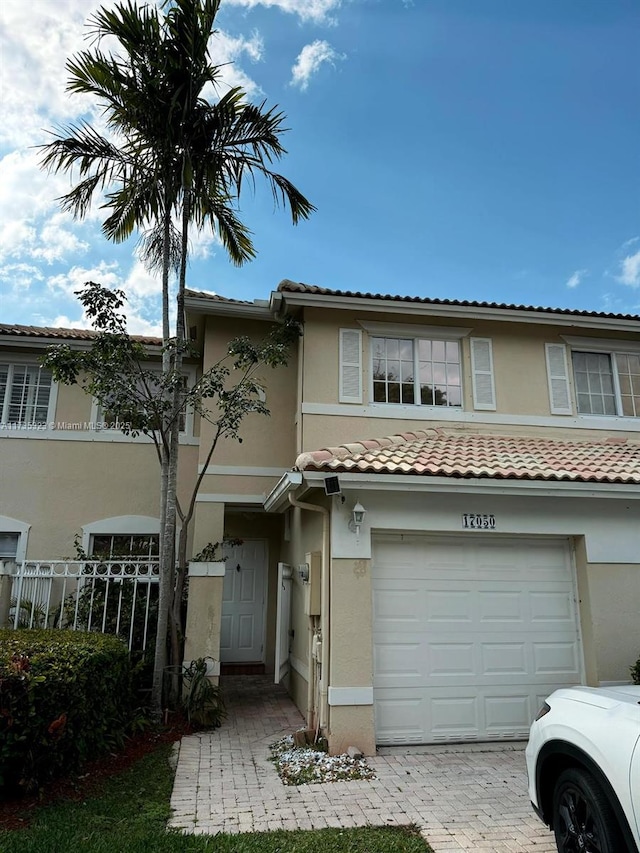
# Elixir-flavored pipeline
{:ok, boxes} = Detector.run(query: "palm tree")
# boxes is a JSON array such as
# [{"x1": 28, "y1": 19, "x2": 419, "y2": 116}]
[{"x1": 40, "y1": 0, "x2": 315, "y2": 715}]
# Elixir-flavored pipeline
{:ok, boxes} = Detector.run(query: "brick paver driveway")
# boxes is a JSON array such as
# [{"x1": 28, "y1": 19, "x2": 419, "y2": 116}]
[{"x1": 170, "y1": 677, "x2": 557, "y2": 853}]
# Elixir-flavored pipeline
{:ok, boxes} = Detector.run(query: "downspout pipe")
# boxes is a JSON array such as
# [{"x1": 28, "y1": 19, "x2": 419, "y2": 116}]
[{"x1": 287, "y1": 494, "x2": 331, "y2": 734}]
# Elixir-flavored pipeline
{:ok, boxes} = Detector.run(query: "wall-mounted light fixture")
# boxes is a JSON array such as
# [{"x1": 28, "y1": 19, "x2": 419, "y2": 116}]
[{"x1": 348, "y1": 501, "x2": 367, "y2": 537}]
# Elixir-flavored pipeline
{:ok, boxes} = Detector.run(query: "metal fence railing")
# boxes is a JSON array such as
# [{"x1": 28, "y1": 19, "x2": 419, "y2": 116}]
[{"x1": 0, "y1": 559, "x2": 160, "y2": 653}]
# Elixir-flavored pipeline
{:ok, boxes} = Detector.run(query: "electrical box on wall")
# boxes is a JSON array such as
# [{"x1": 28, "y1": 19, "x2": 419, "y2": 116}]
[{"x1": 303, "y1": 551, "x2": 321, "y2": 616}]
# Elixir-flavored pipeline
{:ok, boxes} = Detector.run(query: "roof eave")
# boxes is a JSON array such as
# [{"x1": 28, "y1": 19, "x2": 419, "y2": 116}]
[
  {"x1": 263, "y1": 471, "x2": 304, "y2": 512},
  {"x1": 297, "y1": 470, "x2": 640, "y2": 498},
  {"x1": 278, "y1": 292, "x2": 639, "y2": 332},
  {"x1": 185, "y1": 293, "x2": 274, "y2": 321},
  {"x1": 0, "y1": 334, "x2": 163, "y2": 353}
]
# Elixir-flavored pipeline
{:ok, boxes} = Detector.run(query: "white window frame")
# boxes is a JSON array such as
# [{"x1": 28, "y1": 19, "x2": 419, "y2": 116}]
[
  {"x1": 0, "y1": 357, "x2": 58, "y2": 427},
  {"x1": 81, "y1": 516, "x2": 160, "y2": 557},
  {"x1": 0, "y1": 516, "x2": 30, "y2": 563},
  {"x1": 561, "y1": 336, "x2": 640, "y2": 419},
  {"x1": 90, "y1": 364, "x2": 196, "y2": 437},
  {"x1": 362, "y1": 322, "x2": 470, "y2": 410}
]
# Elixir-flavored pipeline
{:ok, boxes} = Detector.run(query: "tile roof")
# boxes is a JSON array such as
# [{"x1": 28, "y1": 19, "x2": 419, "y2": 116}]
[
  {"x1": 278, "y1": 280, "x2": 640, "y2": 322},
  {"x1": 185, "y1": 289, "x2": 256, "y2": 306},
  {"x1": 295, "y1": 429, "x2": 640, "y2": 485},
  {"x1": 0, "y1": 323, "x2": 162, "y2": 345}
]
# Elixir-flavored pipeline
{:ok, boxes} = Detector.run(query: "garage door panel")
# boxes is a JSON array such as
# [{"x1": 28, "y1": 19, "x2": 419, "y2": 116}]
[
  {"x1": 373, "y1": 640, "x2": 424, "y2": 680},
  {"x1": 372, "y1": 535, "x2": 583, "y2": 744},
  {"x1": 375, "y1": 695, "x2": 425, "y2": 744},
  {"x1": 429, "y1": 642, "x2": 476, "y2": 676},
  {"x1": 530, "y1": 590, "x2": 575, "y2": 622},
  {"x1": 533, "y1": 641, "x2": 580, "y2": 676},
  {"x1": 479, "y1": 590, "x2": 524, "y2": 621},
  {"x1": 484, "y1": 694, "x2": 531, "y2": 737},
  {"x1": 481, "y1": 642, "x2": 527, "y2": 675},
  {"x1": 431, "y1": 695, "x2": 478, "y2": 737},
  {"x1": 427, "y1": 590, "x2": 473, "y2": 622},
  {"x1": 372, "y1": 585, "x2": 424, "y2": 623}
]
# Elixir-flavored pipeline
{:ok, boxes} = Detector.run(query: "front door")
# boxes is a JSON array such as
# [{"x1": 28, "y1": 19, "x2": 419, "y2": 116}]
[{"x1": 220, "y1": 539, "x2": 267, "y2": 663}]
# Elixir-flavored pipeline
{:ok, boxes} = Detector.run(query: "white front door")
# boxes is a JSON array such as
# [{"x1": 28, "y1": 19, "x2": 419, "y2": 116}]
[
  {"x1": 372, "y1": 534, "x2": 583, "y2": 745},
  {"x1": 220, "y1": 539, "x2": 267, "y2": 663}
]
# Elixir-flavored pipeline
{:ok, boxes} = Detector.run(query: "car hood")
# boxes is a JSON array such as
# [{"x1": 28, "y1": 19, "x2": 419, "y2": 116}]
[{"x1": 550, "y1": 685, "x2": 640, "y2": 709}]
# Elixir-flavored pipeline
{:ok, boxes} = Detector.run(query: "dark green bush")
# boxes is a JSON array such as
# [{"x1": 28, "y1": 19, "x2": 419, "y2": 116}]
[
  {"x1": 0, "y1": 629, "x2": 133, "y2": 794},
  {"x1": 631, "y1": 654, "x2": 640, "y2": 685}
]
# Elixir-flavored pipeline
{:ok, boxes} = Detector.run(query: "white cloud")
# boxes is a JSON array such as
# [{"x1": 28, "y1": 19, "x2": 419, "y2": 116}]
[
  {"x1": 0, "y1": 0, "x2": 110, "y2": 149},
  {"x1": 0, "y1": 0, "x2": 264, "y2": 150},
  {"x1": 290, "y1": 40, "x2": 343, "y2": 91},
  {"x1": 0, "y1": 263, "x2": 45, "y2": 291},
  {"x1": 45, "y1": 259, "x2": 165, "y2": 335},
  {"x1": 621, "y1": 235, "x2": 639, "y2": 249},
  {"x1": 226, "y1": 0, "x2": 341, "y2": 25},
  {"x1": 0, "y1": 145, "x2": 104, "y2": 269},
  {"x1": 617, "y1": 250, "x2": 640, "y2": 287},
  {"x1": 566, "y1": 269, "x2": 587, "y2": 289},
  {"x1": 47, "y1": 261, "x2": 123, "y2": 301},
  {"x1": 205, "y1": 30, "x2": 264, "y2": 98}
]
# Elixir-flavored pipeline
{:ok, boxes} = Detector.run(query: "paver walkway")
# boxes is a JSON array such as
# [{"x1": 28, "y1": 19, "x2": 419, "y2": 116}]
[{"x1": 170, "y1": 676, "x2": 557, "y2": 853}]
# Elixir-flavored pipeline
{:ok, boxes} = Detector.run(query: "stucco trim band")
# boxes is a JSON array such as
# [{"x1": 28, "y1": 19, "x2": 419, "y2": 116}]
[
  {"x1": 328, "y1": 686, "x2": 374, "y2": 706},
  {"x1": 188, "y1": 561, "x2": 226, "y2": 577}
]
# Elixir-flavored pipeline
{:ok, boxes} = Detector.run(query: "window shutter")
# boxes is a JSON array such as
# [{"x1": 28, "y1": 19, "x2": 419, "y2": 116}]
[
  {"x1": 545, "y1": 343, "x2": 573, "y2": 415},
  {"x1": 339, "y1": 329, "x2": 362, "y2": 403},
  {"x1": 470, "y1": 337, "x2": 496, "y2": 410}
]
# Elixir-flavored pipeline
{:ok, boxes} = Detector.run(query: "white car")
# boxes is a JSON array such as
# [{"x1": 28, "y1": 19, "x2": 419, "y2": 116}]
[{"x1": 526, "y1": 685, "x2": 640, "y2": 853}]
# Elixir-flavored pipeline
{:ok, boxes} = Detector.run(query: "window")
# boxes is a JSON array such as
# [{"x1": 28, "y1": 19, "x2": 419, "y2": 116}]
[
  {"x1": 96, "y1": 368, "x2": 191, "y2": 434},
  {"x1": 0, "y1": 533, "x2": 19, "y2": 560},
  {"x1": 0, "y1": 364, "x2": 53, "y2": 425},
  {"x1": 547, "y1": 339, "x2": 640, "y2": 419},
  {"x1": 371, "y1": 337, "x2": 462, "y2": 407},
  {"x1": 89, "y1": 534, "x2": 159, "y2": 559},
  {"x1": 572, "y1": 351, "x2": 640, "y2": 417}
]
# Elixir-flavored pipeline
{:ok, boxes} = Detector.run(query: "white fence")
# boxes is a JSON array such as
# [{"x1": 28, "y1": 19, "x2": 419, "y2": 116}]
[{"x1": 0, "y1": 559, "x2": 159, "y2": 653}]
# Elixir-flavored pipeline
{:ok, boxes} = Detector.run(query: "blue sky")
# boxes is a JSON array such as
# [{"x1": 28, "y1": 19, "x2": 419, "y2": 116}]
[{"x1": 0, "y1": 0, "x2": 638, "y2": 334}]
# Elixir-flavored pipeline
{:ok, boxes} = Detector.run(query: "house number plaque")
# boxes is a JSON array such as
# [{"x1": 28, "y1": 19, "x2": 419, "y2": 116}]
[{"x1": 462, "y1": 513, "x2": 496, "y2": 530}]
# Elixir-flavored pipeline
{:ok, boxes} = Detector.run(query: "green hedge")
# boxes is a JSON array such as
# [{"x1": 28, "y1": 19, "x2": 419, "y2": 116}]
[{"x1": 0, "y1": 629, "x2": 133, "y2": 794}]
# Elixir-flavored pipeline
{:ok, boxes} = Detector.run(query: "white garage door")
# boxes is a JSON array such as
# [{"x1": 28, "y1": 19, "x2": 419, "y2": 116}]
[{"x1": 372, "y1": 535, "x2": 583, "y2": 744}]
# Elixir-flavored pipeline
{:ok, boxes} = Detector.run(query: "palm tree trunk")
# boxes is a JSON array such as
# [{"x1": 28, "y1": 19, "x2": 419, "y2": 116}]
[
  {"x1": 151, "y1": 185, "x2": 191, "y2": 716},
  {"x1": 151, "y1": 201, "x2": 175, "y2": 717}
]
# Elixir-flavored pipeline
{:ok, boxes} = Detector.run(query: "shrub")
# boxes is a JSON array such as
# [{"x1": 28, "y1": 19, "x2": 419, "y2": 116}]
[
  {"x1": 0, "y1": 629, "x2": 133, "y2": 794},
  {"x1": 631, "y1": 654, "x2": 640, "y2": 685}
]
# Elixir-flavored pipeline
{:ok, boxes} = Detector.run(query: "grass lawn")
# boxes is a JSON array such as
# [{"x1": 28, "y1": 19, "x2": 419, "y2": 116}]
[{"x1": 0, "y1": 744, "x2": 433, "y2": 853}]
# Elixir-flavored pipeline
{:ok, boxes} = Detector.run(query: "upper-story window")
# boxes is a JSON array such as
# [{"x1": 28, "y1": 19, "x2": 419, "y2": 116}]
[
  {"x1": 572, "y1": 350, "x2": 640, "y2": 417},
  {"x1": 547, "y1": 338, "x2": 640, "y2": 419},
  {"x1": 371, "y1": 337, "x2": 462, "y2": 407},
  {"x1": 0, "y1": 364, "x2": 53, "y2": 426},
  {"x1": 339, "y1": 324, "x2": 495, "y2": 412},
  {"x1": 93, "y1": 367, "x2": 193, "y2": 435}
]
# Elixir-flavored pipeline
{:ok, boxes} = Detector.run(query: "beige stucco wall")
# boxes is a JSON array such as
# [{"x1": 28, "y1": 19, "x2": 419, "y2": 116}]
[
  {"x1": 54, "y1": 380, "x2": 95, "y2": 426},
  {"x1": 0, "y1": 436, "x2": 197, "y2": 558},
  {"x1": 184, "y1": 501, "x2": 224, "y2": 667},
  {"x1": 585, "y1": 561, "x2": 640, "y2": 683},
  {"x1": 296, "y1": 307, "x2": 640, "y2": 453},
  {"x1": 198, "y1": 316, "x2": 298, "y2": 471},
  {"x1": 328, "y1": 557, "x2": 376, "y2": 755},
  {"x1": 299, "y1": 415, "x2": 640, "y2": 457}
]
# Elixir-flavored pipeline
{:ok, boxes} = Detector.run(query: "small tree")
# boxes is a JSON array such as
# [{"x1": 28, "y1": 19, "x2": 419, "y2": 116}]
[
  {"x1": 43, "y1": 282, "x2": 300, "y2": 704},
  {"x1": 39, "y1": 0, "x2": 315, "y2": 716}
]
